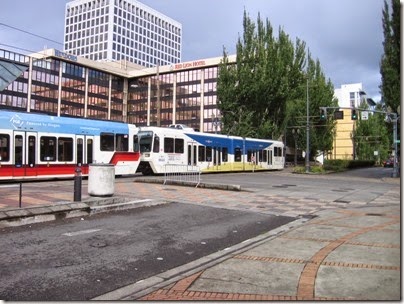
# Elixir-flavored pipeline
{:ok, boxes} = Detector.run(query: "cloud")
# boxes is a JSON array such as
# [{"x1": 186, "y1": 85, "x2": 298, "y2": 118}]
[{"x1": 1, "y1": 0, "x2": 385, "y2": 100}]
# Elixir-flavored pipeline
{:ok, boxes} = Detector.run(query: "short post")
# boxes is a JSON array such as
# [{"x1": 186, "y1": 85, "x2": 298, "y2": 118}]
[
  {"x1": 19, "y1": 182, "x2": 22, "y2": 208},
  {"x1": 74, "y1": 167, "x2": 82, "y2": 202}
]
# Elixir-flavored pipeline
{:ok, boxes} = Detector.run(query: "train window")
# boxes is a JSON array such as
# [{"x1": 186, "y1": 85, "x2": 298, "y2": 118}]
[
  {"x1": 14, "y1": 135, "x2": 23, "y2": 166},
  {"x1": 206, "y1": 146, "x2": 212, "y2": 162},
  {"x1": 247, "y1": 150, "x2": 253, "y2": 162},
  {"x1": 262, "y1": 150, "x2": 267, "y2": 162},
  {"x1": 198, "y1": 146, "x2": 205, "y2": 161},
  {"x1": 234, "y1": 148, "x2": 242, "y2": 162},
  {"x1": 153, "y1": 135, "x2": 159, "y2": 152},
  {"x1": 133, "y1": 135, "x2": 139, "y2": 152},
  {"x1": 138, "y1": 131, "x2": 153, "y2": 152},
  {"x1": 222, "y1": 147, "x2": 228, "y2": 162},
  {"x1": 28, "y1": 136, "x2": 35, "y2": 166},
  {"x1": 58, "y1": 137, "x2": 73, "y2": 162},
  {"x1": 0, "y1": 134, "x2": 10, "y2": 162},
  {"x1": 100, "y1": 133, "x2": 114, "y2": 151},
  {"x1": 174, "y1": 138, "x2": 184, "y2": 153},
  {"x1": 164, "y1": 137, "x2": 174, "y2": 153},
  {"x1": 40, "y1": 136, "x2": 57, "y2": 161},
  {"x1": 77, "y1": 138, "x2": 83, "y2": 165},
  {"x1": 87, "y1": 138, "x2": 93, "y2": 164},
  {"x1": 116, "y1": 134, "x2": 128, "y2": 151}
]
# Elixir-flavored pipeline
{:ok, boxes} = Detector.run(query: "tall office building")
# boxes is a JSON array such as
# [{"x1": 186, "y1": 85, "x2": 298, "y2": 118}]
[{"x1": 64, "y1": 0, "x2": 182, "y2": 67}]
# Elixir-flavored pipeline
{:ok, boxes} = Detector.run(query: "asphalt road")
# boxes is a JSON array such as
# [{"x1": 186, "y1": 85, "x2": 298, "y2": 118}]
[{"x1": 0, "y1": 202, "x2": 294, "y2": 301}]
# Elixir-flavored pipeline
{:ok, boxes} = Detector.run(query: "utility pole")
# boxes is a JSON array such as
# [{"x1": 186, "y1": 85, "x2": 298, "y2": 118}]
[
  {"x1": 156, "y1": 63, "x2": 161, "y2": 127},
  {"x1": 305, "y1": 78, "x2": 310, "y2": 173},
  {"x1": 392, "y1": 113, "x2": 398, "y2": 178}
]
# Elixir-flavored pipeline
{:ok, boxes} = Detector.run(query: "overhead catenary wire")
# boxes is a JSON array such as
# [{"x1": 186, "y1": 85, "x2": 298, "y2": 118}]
[
  {"x1": 0, "y1": 22, "x2": 63, "y2": 45},
  {"x1": 0, "y1": 22, "x2": 151, "y2": 73}
]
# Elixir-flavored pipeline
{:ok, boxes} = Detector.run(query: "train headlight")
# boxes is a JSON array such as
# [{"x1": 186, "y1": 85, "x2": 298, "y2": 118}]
[{"x1": 144, "y1": 153, "x2": 150, "y2": 157}]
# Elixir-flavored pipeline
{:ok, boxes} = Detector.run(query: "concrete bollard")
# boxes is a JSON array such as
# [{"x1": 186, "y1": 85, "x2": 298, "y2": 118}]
[{"x1": 88, "y1": 164, "x2": 115, "y2": 197}]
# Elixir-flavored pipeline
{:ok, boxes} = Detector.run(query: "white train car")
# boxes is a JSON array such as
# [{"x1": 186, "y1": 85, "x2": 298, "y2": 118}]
[
  {"x1": 136, "y1": 126, "x2": 284, "y2": 175},
  {"x1": 0, "y1": 110, "x2": 140, "y2": 180}
]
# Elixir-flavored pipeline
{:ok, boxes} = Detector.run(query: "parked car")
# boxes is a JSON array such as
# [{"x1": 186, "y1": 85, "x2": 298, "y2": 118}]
[{"x1": 383, "y1": 158, "x2": 394, "y2": 167}]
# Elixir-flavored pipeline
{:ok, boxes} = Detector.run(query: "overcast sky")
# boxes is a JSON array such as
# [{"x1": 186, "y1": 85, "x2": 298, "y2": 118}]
[{"x1": 0, "y1": 0, "x2": 386, "y2": 101}]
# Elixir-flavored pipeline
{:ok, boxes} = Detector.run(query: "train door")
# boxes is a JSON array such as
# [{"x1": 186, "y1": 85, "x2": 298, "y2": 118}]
[
  {"x1": 187, "y1": 142, "x2": 197, "y2": 166},
  {"x1": 86, "y1": 136, "x2": 94, "y2": 165},
  {"x1": 268, "y1": 149, "x2": 273, "y2": 166},
  {"x1": 12, "y1": 131, "x2": 37, "y2": 177},
  {"x1": 213, "y1": 146, "x2": 221, "y2": 167}
]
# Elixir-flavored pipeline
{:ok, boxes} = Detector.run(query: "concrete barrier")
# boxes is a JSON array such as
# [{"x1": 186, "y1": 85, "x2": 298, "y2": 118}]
[{"x1": 88, "y1": 164, "x2": 115, "y2": 197}]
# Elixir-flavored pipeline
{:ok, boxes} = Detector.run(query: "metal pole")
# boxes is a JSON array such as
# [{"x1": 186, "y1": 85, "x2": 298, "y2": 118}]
[
  {"x1": 74, "y1": 167, "x2": 82, "y2": 202},
  {"x1": 392, "y1": 114, "x2": 398, "y2": 178},
  {"x1": 305, "y1": 78, "x2": 310, "y2": 173},
  {"x1": 19, "y1": 182, "x2": 22, "y2": 208}
]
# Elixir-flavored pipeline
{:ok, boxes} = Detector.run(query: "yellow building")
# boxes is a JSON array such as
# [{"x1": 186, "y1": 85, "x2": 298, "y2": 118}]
[{"x1": 330, "y1": 83, "x2": 376, "y2": 160}]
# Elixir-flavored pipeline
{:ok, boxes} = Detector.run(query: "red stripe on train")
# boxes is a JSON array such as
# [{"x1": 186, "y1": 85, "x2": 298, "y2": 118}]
[{"x1": 109, "y1": 152, "x2": 140, "y2": 165}]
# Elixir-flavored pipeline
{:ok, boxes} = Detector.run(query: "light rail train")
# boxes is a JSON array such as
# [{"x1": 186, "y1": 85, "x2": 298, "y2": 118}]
[
  {"x1": 136, "y1": 125, "x2": 285, "y2": 175},
  {"x1": 0, "y1": 110, "x2": 140, "y2": 180}
]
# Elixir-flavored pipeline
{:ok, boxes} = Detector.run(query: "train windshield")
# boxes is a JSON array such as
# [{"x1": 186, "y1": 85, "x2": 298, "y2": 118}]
[{"x1": 138, "y1": 131, "x2": 153, "y2": 152}]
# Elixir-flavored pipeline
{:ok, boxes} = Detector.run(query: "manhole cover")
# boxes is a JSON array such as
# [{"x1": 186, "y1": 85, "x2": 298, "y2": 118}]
[{"x1": 90, "y1": 241, "x2": 108, "y2": 248}]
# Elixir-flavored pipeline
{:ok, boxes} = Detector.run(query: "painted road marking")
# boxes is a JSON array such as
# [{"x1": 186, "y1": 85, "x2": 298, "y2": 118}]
[{"x1": 63, "y1": 229, "x2": 102, "y2": 236}]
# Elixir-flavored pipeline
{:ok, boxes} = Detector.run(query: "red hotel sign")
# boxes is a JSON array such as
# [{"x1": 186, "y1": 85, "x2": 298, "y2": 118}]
[{"x1": 173, "y1": 60, "x2": 206, "y2": 70}]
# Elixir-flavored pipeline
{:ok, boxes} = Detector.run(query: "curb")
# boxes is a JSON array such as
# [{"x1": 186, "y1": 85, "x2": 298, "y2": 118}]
[
  {"x1": 134, "y1": 178, "x2": 242, "y2": 191},
  {"x1": 0, "y1": 182, "x2": 241, "y2": 228},
  {"x1": 0, "y1": 197, "x2": 169, "y2": 228}
]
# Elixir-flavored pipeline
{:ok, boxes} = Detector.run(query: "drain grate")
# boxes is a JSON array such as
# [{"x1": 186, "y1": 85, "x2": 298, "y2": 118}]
[
  {"x1": 366, "y1": 213, "x2": 384, "y2": 217},
  {"x1": 273, "y1": 184, "x2": 297, "y2": 188}
]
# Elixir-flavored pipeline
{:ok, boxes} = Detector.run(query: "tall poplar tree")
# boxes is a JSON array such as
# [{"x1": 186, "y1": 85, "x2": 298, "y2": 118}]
[
  {"x1": 217, "y1": 10, "x2": 337, "y2": 160},
  {"x1": 380, "y1": 0, "x2": 400, "y2": 112}
]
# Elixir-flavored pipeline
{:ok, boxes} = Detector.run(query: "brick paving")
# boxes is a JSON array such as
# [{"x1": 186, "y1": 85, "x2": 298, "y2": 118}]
[{"x1": 139, "y1": 206, "x2": 400, "y2": 301}]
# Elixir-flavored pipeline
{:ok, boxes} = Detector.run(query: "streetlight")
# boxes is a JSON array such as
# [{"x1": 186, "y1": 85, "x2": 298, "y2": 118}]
[{"x1": 211, "y1": 113, "x2": 221, "y2": 134}]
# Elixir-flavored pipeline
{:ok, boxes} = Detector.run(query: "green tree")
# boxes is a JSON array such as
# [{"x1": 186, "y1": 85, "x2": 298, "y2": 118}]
[
  {"x1": 353, "y1": 102, "x2": 390, "y2": 163},
  {"x1": 218, "y1": 10, "x2": 337, "y2": 161},
  {"x1": 380, "y1": 0, "x2": 400, "y2": 113},
  {"x1": 217, "y1": 11, "x2": 306, "y2": 139}
]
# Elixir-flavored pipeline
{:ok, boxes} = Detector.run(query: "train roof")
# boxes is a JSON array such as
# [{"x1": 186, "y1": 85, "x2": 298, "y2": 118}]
[{"x1": 0, "y1": 110, "x2": 135, "y2": 135}]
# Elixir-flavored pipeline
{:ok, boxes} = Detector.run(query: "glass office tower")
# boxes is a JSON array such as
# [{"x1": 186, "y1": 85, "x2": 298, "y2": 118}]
[{"x1": 64, "y1": 0, "x2": 182, "y2": 67}]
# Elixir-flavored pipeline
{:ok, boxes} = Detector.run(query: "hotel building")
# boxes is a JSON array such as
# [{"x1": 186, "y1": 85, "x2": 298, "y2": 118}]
[
  {"x1": 0, "y1": 48, "x2": 233, "y2": 133},
  {"x1": 64, "y1": 0, "x2": 182, "y2": 67}
]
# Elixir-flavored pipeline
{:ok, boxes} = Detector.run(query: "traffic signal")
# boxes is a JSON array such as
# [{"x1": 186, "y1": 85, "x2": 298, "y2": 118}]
[
  {"x1": 320, "y1": 108, "x2": 327, "y2": 120},
  {"x1": 351, "y1": 109, "x2": 358, "y2": 120}
]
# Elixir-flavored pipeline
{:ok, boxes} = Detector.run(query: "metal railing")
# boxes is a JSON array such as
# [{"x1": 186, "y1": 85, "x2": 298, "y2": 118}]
[{"x1": 163, "y1": 164, "x2": 201, "y2": 187}]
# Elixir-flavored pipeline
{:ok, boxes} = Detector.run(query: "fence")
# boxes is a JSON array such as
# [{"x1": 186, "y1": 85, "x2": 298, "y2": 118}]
[{"x1": 163, "y1": 164, "x2": 201, "y2": 187}]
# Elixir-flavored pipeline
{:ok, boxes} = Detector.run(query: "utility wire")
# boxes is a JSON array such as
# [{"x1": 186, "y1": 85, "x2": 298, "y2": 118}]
[
  {"x1": 0, "y1": 43, "x2": 40, "y2": 55},
  {"x1": 0, "y1": 22, "x2": 63, "y2": 45}
]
